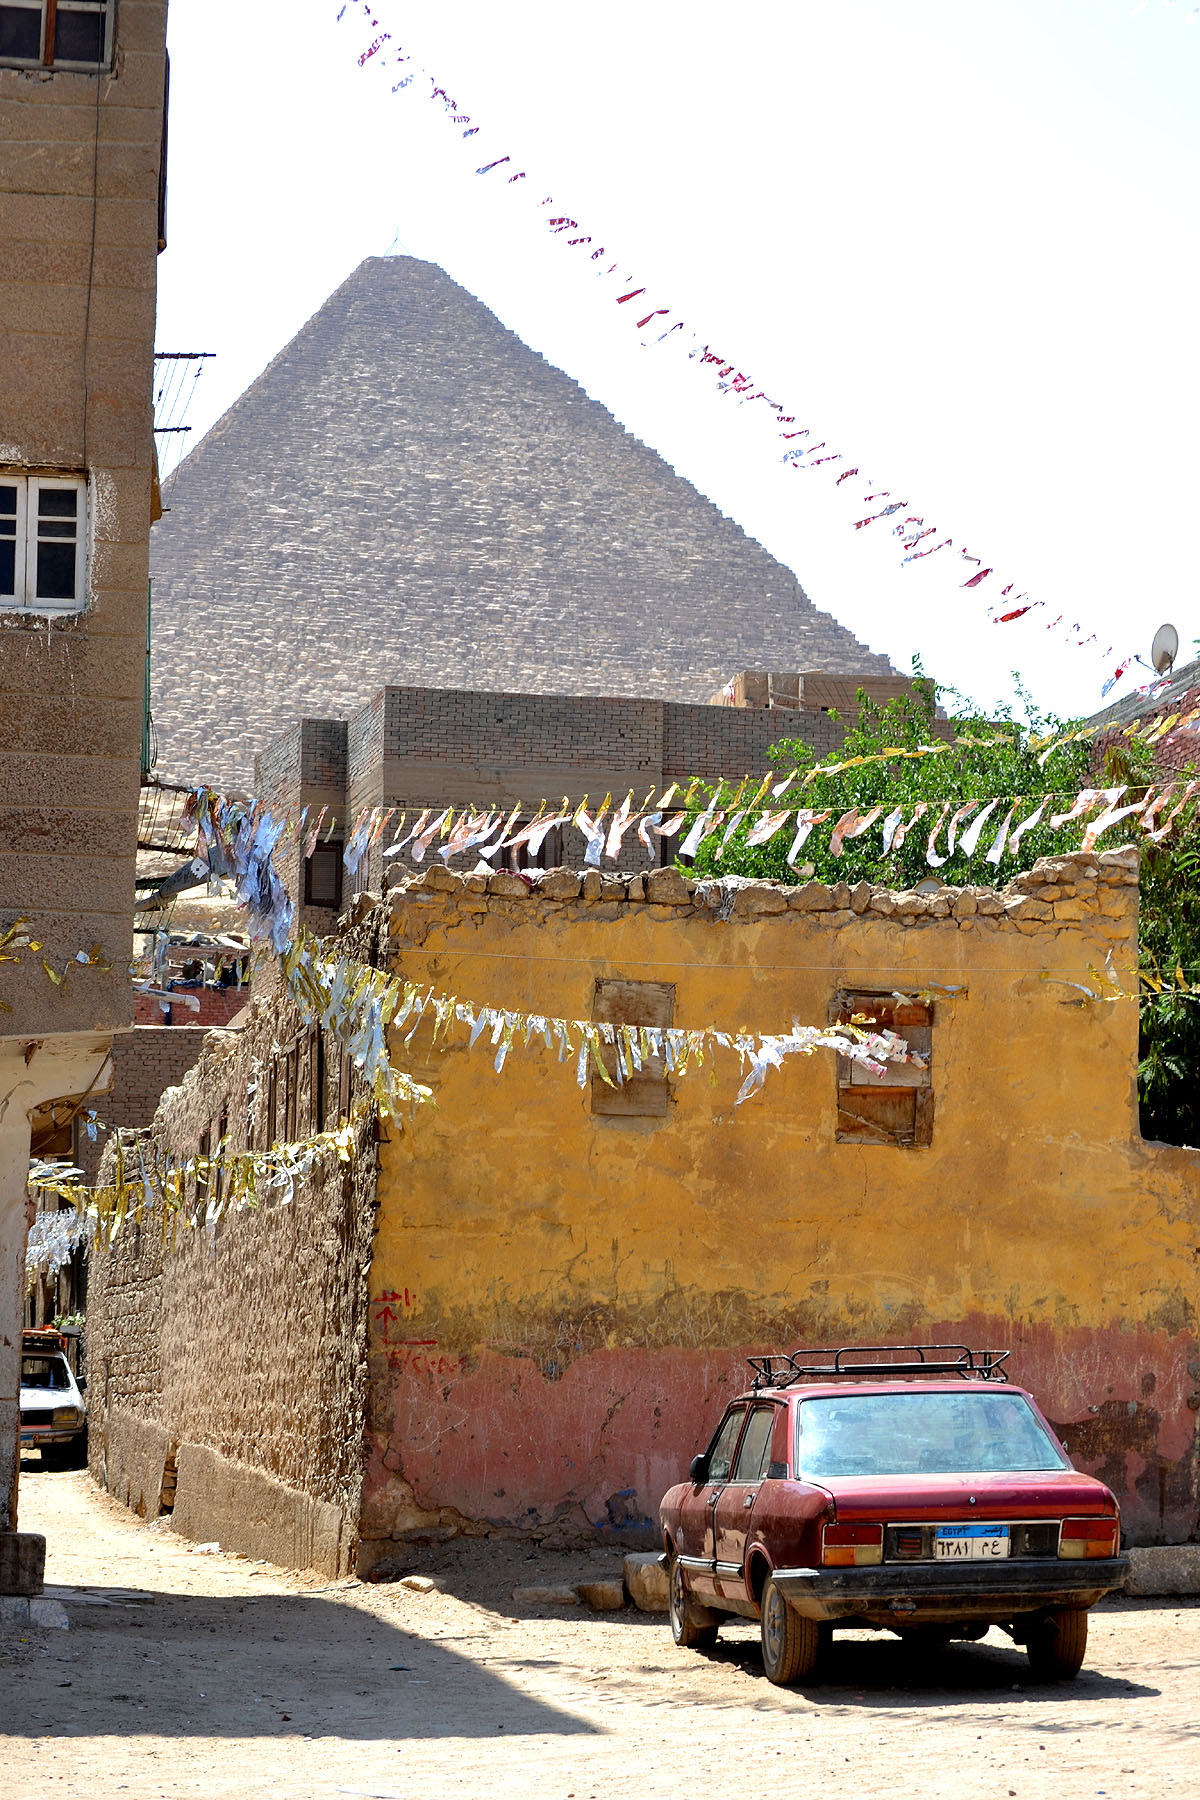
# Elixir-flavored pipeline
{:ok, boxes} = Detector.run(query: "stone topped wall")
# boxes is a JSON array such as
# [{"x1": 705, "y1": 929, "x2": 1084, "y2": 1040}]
[{"x1": 364, "y1": 846, "x2": 1200, "y2": 1556}]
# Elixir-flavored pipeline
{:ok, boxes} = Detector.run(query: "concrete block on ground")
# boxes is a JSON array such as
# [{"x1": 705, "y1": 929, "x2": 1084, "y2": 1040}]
[
  {"x1": 28, "y1": 1596, "x2": 69, "y2": 1629},
  {"x1": 1125, "y1": 1546, "x2": 1200, "y2": 1596},
  {"x1": 0, "y1": 1532, "x2": 45, "y2": 1596},
  {"x1": 624, "y1": 1551, "x2": 669, "y2": 1613},
  {"x1": 512, "y1": 1585, "x2": 578, "y2": 1606},
  {"x1": 576, "y1": 1579, "x2": 626, "y2": 1612},
  {"x1": 0, "y1": 1593, "x2": 67, "y2": 1630}
]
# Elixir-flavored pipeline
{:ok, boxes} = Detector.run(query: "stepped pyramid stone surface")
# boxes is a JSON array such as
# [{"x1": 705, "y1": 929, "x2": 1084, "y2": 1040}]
[{"x1": 149, "y1": 256, "x2": 897, "y2": 790}]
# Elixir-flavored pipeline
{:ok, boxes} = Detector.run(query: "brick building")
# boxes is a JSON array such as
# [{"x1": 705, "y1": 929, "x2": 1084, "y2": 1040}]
[
  {"x1": 0, "y1": 0, "x2": 169, "y2": 1598},
  {"x1": 147, "y1": 255, "x2": 898, "y2": 792},
  {"x1": 254, "y1": 671, "x2": 919, "y2": 932}
]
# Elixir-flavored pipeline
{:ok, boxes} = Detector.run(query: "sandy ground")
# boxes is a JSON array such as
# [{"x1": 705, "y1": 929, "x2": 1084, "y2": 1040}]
[{"x1": 2, "y1": 1463, "x2": 1197, "y2": 1800}]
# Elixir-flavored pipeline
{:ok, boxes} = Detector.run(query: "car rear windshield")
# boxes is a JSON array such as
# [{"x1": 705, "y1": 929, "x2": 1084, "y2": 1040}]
[
  {"x1": 20, "y1": 1356, "x2": 71, "y2": 1391},
  {"x1": 795, "y1": 1391, "x2": 1069, "y2": 1478}
]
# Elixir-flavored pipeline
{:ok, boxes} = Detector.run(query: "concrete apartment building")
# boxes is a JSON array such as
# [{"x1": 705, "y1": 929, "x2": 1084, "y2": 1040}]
[{"x1": 0, "y1": 0, "x2": 169, "y2": 1598}]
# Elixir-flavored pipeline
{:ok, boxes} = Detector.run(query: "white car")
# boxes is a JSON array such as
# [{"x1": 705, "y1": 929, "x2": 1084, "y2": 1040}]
[{"x1": 20, "y1": 1328, "x2": 87, "y2": 1469}]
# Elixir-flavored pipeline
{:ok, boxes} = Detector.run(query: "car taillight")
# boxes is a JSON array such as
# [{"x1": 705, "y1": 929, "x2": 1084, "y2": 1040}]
[
  {"x1": 1059, "y1": 1517, "x2": 1119, "y2": 1559},
  {"x1": 822, "y1": 1523, "x2": 884, "y2": 1567}
]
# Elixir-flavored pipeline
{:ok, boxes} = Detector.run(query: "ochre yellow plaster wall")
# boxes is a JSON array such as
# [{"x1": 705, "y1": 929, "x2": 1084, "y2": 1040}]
[{"x1": 363, "y1": 851, "x2": 1199, "y2": 1559}]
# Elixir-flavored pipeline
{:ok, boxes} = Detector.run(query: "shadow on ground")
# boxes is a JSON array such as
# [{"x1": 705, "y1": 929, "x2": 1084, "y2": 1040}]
[
  {"x1": 2, "y1": 1586, "x2": 600, "y2": 1741},
  {"x1": 693, "y1": 1614, "x2": 1161, "y2": 1707}
]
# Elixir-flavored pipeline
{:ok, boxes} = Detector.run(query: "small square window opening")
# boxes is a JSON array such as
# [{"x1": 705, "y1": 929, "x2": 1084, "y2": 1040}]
[
  {"x1": 591, "y1": 978, "x2": 675, "y2": 1118},
  {"x1": 831, "y1": 990, "x2": 934, "y2": 1147}
]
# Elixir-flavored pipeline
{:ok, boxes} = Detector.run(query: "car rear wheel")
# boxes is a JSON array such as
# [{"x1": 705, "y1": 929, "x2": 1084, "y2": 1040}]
[
  {"x1": 1026, "y1": 1606, "x2": 1088, "y2": 1681},
  {"x1": 760, "y1": 1576, "x2": 821, "y2": 1686},
  {"x1": 668, "y1": 1557, "x2": 719, "y2": 1649}
]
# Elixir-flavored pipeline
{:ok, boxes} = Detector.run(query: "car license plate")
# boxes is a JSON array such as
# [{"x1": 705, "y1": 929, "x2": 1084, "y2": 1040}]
[{"x1": 935, "y1": 1524, "x2": 1010, "y2": 1560}]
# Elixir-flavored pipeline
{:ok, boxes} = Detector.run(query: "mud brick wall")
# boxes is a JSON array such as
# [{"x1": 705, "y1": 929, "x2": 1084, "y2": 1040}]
[{"x1": 86, "y1": 972, "x2": 381, "y2": 1574}]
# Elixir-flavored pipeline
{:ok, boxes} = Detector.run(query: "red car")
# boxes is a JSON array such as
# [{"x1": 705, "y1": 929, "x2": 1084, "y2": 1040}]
[{"x1": 659, "y1": 1346, "x2": 1129, "y2": 1686}]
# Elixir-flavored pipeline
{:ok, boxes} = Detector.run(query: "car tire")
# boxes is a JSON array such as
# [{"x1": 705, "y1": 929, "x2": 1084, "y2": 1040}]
[
  {"x1": 1026, "y1": 1606, "x2": 1088, "y2": 1681},
  {"x1": 667, "y1": 1556, "x2": 719, "y2": 1650},
  {"x1": 760, "y1": 1576, "x2": 821, "y2": 1686}
]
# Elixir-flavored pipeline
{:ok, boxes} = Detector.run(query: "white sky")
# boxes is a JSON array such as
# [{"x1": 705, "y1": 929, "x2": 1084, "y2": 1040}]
[{"x1": 155, "y1": 0, "x2": 1200, "y2": 723}]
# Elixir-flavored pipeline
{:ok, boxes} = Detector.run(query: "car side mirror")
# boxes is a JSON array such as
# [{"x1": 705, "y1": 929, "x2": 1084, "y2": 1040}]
[
  {"x1": 689, "y1": 1453, "x2": 708, "y2": 1485},
  {"x1": 77, "y1": 1377, "x2": 87, "y2": 1393}
]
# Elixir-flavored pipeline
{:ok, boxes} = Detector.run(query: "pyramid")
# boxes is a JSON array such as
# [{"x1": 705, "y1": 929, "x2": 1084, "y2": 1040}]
[{"x1": 149, "y1": 257, "x2": 897, "y2": 789}]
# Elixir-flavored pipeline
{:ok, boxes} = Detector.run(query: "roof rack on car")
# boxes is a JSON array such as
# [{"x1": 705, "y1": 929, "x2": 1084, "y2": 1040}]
[{"x1": 746, "y1": 1345, "x2": 1011, "y2": 1390}]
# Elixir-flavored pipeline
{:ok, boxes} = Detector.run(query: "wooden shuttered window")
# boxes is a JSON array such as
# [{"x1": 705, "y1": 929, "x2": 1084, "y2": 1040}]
[
  {"x1": 831, "y1": 991, "x2": 934, "y2": 1148},
  {"x1": 591, "y1": 979, "x2": 675, "y2": 1117}
]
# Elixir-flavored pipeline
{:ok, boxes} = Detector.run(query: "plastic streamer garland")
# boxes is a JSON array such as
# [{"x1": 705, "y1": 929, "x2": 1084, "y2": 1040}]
[
  {"x1": 336, "y1": 0, "x2": 1142, "y2": 696},
  {"x1": 277, "y1": 925, "x2": 936, "y2": 1107},
  {"x1": 333, "y1": 775, "x2": 1200, "y2": 880},
  {"x1": 26, "y1": 1104, "x2": 376, "y2": 1272}
]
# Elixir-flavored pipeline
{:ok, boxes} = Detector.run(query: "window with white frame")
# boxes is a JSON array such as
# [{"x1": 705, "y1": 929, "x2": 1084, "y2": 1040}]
[
  {"x1": 0, "y1": 475, "x2": 87, "y2": 612},
  {"x1": 0, "y1": 1, "x2": 113, "y2": 70}
]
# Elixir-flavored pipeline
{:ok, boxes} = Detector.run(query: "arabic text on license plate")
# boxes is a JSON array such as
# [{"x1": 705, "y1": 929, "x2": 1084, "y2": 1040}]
[{"x1": 934, "y1": 1524, "x2": 1010, "y2": 1560}]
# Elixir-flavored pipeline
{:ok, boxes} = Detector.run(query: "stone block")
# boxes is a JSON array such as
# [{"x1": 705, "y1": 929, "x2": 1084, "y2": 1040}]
[
  {"x1": 1004, "y1": 897, "x2": 1051, "y2": 921},
  {"x1": 600, "y1": 874, "x2": 625, "y2": 900},
  {"x1": 731, "y1": 886, "x2": 788, "y2": 916},
  {"x1": 624, "y1": 1552, "x2": 669, "y2": 1613},
  {"x1": 849, "y1": 881, "x2": 872, "y2": 914},
  {"x1": 644, "y1": 867, "x2": 692, "y2": 905},
  {"x1": 0, "y1": 1591, "x2": 67, "y2": 1630},
  {"x1": 0, "y1": 1532, "x2": 45, "y2": 1597},
  {"x1": 513, "y1": 1585, "x2": 578, "y2": 1606},
  {"x1": 535, "y1": 870, "x2": 581, "y2": 900},
  {"x1": 1053, "y1": 901, "x2": 1089, "y2": 922},
  {"x1": 867, "y1": 893, "x2": 896, "y2": 915},
  {"x1": 787, "y1": 882, "x2": 831, "y2": 912},
  {"x1": 28, "y1": 1596, "x2": 69, "y2": 1630},
  {"x1": 826, "y1": 909, "x2": 856, "y2": 928},
  {"x1": 580, "y1": 870, "x2": 604, "y2": 900},
  {"x1": 892, "y1": 894, "x2": 926, "y2": 918},
  {"x1": 830, "y1": 882, "x2": 851, "y2": 910},
  {"x1": 1124, "y1": 1545, "x2": 1200, "y2": 1596},
  {"x1": 625, "y1": 873, "x2": 645, "y2": 901},
  {"x1": 487, "y1": 872, "x2": 531, "y2": 898},
  {"x1": 399, "y1": 1574, "x2": 436, "y2": 1593},
  {"x1": 422, "y1": 866, "x2": 461, "y2": 891},
  {"x1": 576, "y1": 1579, "x2": 627, "y2": 1612},
  {"x1": 951, "y1": 892, "x2": 978, "y2": 917},
  {"x1": 974, "y1": 894, "x2": 1005, "y2": 916}
]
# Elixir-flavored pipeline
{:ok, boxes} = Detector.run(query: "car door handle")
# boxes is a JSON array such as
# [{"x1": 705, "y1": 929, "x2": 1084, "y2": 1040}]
[{"x1": 743, "y1": 1494, "x2": 755, "y2": 1508}]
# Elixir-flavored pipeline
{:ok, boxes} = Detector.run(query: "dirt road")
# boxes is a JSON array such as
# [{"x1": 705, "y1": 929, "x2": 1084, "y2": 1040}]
[{"x1": 2, "y1": 1465, "x2": 1197, "y2": 1800}]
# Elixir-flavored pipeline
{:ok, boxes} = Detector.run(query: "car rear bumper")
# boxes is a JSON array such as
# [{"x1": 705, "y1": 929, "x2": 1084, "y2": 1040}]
[{"x1": 771, "y1": 1556, "x2": 1130, "y2": 1622}]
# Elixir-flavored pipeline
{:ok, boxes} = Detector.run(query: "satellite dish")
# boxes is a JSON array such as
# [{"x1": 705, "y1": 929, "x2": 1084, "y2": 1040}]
[{"x1": 1151, "y1": 623, "x2": 1179, "y2": 675}]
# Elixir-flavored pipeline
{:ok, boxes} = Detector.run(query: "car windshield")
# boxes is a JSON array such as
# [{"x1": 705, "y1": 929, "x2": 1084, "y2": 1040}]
[
  {"x1": 21, "y1": 1356, "x2": 71, "y2": 1392},
  {"x1": 796, "y1": 1391, "x2": 1069, "y2": 1478}
]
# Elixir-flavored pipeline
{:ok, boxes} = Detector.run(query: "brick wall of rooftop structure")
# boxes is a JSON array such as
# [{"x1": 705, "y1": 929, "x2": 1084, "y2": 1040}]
[
  {"x1": 255, "y1": 678, "x2": 910, "y2": 899},
  {"x1": 77, "y1": 1025, "x2": 212, "y2": 1186},
  {"x1": 148, "y1": 256, "x2": 898, "y2": 793}
]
